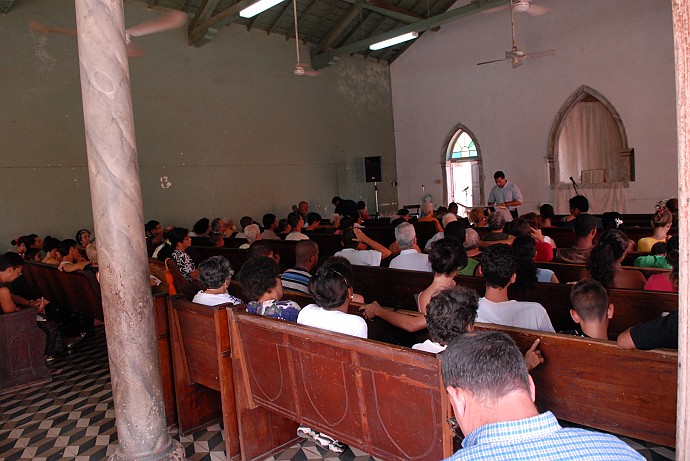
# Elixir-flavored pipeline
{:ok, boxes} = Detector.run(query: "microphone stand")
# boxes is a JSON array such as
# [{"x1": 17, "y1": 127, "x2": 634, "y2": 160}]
[{"x1": 570, "y1": 177, "x2": 580, "y2": 196}]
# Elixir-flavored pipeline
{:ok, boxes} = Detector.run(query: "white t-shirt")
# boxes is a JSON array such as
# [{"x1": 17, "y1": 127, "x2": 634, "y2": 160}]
[
  {"x1": 476, "y1": 297, "x2": 555, "y2": 332},
  {"x1": 412, "y1": 340, "x2": 446, "y2": 354},
  {"x1": 285, "y1": 232, "x2": 310, "y2": 241},
  {"x1": 334, "y1": 248, "x2": 382, "y2": 267},
  {"x1": 192, "y1": 291, "x2": 243, "y2": 307},
  {"x1": 389, "y1": 249, "x2": 432, "y2": 272},
  {"x1": 297, "y1": 304, "x2": 367, "y2": 338}
]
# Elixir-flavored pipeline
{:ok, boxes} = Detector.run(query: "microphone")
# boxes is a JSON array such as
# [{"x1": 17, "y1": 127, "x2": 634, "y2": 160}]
[
  {"x1": 569, "y1": 176, "x2": 577, "y2": 186},
  {"x1": 462, "y1": 186, "x2": 469, "y2": 192}
]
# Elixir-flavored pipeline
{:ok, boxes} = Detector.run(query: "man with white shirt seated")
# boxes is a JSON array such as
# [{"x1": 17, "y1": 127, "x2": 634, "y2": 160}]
[
  {"x1": 476, "y1": 244, "x2": 555, "y2": 332},
  {"x1": 389, "y1": 222, "x2": 432, "y2": 272}
]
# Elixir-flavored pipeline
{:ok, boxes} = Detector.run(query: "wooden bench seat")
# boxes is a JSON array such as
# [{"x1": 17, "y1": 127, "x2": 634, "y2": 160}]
[
  {"x1": 476, "y1": 322, "x2": 677, "y2": 447},
  {"x1": 228, "y1": 308, "x2": 453, "y2": 461},
  {"x1": 349, "y1": 265, "x2": 677, "y2": 339},
  {"x1": 536, "y1": 261, "x2": 669, "y2": 283},
  {"x1": 0, "y1": 307, "x2": 52, "y2": 395}
]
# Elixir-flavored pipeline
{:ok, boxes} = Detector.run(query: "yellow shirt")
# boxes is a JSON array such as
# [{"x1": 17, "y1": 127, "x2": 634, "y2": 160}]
[{"x1": 637, "y1": 236, "x2": 665, "y2": 253}]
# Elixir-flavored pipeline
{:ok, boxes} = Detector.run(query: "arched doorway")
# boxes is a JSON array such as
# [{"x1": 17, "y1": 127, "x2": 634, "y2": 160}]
[{"x1": 442, "y1": 124, "x2": 484, "y2": 215}]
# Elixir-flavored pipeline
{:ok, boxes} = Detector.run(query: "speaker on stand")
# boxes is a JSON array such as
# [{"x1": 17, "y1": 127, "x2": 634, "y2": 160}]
[{"x1": 365, "y1": 156, "x2": 382, "y2": 217}]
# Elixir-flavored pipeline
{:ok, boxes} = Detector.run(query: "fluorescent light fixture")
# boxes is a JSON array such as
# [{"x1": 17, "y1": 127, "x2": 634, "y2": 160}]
[
  {"x1": 369, "y1": 31, "x2": 418, "y2": 50},
  {"x1": 239, "y1": 0, "x2": 284, "y2": 18}
]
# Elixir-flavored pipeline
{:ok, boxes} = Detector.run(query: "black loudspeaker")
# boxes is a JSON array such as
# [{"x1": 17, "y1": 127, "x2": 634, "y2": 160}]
[{"x1": 365, "y1": 156, "x2": 382, "y2": 182}]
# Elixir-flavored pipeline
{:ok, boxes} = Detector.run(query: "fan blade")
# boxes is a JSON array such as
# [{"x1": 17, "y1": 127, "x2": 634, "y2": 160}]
[
  {"x1": 522, "y1": 49, "x2": 555, "y2": 59},
  {"x1": 303, "y1": 69, "x2": 320, "y2": 77},
  {"x1": 526, "y1": 4, "x2": 550, "y2": 15},
  {"x1": 125, "y1": 9, "x2": 187, "y2": 37},
  {"x1": 481, "y1": 4, "x2": 510, "y2": 15},
  {"x1": 477, "y1": 57, "x2": 510, "y2": 66},
  {"x1": 28, "y1": 20, "x2": 76, "y2": 37}
]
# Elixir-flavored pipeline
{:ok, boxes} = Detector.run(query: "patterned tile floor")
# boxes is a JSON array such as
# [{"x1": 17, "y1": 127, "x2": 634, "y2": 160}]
[{"x1": 0, "y1": 326, "x2": 675, "y2": 461}]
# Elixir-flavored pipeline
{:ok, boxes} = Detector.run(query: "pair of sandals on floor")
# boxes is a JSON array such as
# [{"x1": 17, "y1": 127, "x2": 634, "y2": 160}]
[{"x1": 297, "y1": 425, "x2": 346, "y2": 453}]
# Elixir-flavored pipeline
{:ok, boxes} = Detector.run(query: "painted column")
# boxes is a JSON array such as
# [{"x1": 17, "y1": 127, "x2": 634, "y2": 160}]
[
  {"x1": 672, "y1": 1, "x2": 690, "y2": 458},
  {"x1": 73, "y1": 1, "x2": 185, "y2": 460}
]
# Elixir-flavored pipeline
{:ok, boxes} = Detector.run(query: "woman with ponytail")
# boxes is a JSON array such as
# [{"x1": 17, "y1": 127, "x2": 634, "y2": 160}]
[
  {"x1": 588, "y1": 230, "x2": 646, "y2": 289},
  {"x1": 638, "y1": 209, "x2": 673, "y2": 253}
]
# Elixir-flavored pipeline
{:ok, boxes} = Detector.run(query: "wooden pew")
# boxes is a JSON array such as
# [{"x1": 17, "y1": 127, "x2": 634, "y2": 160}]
[
  {"x1": 476, "y1": 323, "x2": 677, "y2": 447},
  {"x1": 0, "y1": 307, "x2": 52, "y2": 395},
  {"x1": 536, "y1": 261, "x2": 669, "y2": 283},
  {"x1": 22, "y1": 261, "x2": 104, "y2": 321},
  {"x1": 349, "y1": 265, "x2": 677, "y2": 338},
  {"x1": 228, "y1": 308, "x2": 453, "y2": 461},
  {"x1": 167, "y1": 297, "x2": 298, "y2": 460}
]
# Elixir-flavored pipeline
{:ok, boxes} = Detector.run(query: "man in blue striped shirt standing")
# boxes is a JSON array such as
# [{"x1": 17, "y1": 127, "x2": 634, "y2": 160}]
[{"x1": 441, "y1": 331, "x2": 643, "y2": 461}]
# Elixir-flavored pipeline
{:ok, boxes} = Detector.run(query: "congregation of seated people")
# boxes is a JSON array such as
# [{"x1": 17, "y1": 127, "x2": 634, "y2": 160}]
[{"x1": 5, "y1": 193, "x2": 680, "y2": 458}]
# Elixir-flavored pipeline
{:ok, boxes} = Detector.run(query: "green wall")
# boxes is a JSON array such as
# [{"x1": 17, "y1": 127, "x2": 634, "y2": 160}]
[{"x1": 0, "y1": 0, "x2": 398, "y2": 250}]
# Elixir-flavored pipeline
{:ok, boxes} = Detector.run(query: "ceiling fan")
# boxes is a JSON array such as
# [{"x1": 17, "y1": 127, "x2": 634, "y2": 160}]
[
  {"x1": 482, "y1": 0, "x2": 550, "y2": 17},
  {"x1": 291, "y1": 0, "x2": 319, "y2": 76},
  {"x1": 28, "y1": 5, "x2": 187, "y2": 58},
  {"x1": 477, "y1": 0, "x2": 554, "y2": 68}
]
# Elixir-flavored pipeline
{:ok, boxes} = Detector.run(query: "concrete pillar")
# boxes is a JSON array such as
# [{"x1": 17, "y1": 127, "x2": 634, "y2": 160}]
[
  {"x1": 672, "y1": 1, "x2": 690, "y2": 458},
  {"x1": 73, "y1": 1, "x2": 185, "y2": 460}
]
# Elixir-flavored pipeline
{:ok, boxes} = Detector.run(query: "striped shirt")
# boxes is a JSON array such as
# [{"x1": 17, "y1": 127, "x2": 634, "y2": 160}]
[
  {"x1": 280, "y1": 268, "x2": 311, "y2": 294},
  {"x1": 444, "y1": 412, "x2": 643, "y2": 461}
]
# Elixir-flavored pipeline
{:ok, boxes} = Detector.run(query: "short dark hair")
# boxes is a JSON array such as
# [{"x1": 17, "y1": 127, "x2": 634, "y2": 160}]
[
  {"x1": 480, "y1": 244, "x2": 516, "y2": 288},
  {"x1": 57, "y1": 239, "x2": 78, "y2": 258},
  {"x1": 332, "y1": 196, "x2": 343, "y2": 206},
  {"x1": 192, "y1": 218, "x2": 210, "y2": 235},
  {"x1": 442, "y1": 331, "x2": 530, "y2": 401},
  {"x1": 145, "y1": 220, "x2": 160, "y2": 233},
  {"x1": 511, "y1": 235, "x2": 537, "y2": 291},
  {"x1": 295, "y1": 240, "x2": 318, "y2": 265},
  {"x1": 448, "y1": 202, "x2": 459, "y2": 213},
  {"x1": 211, "y1": 218, "x2": 225, "y2": 233},
  {"x1": 341, "y1": 228, "x2": 359, "y2": 249},
  {"x1": 287, "y1": 212, "x2": 302, "y2": 229},
  {"x1": 570, "y1": 280, "x2": 609, "y2": 322},
  {"x1": 306, "y1": 212, "x2": 322, "y2": 226},
  {"x1": 168, "y1": 227, "x2": 189, "y2": 247},
  {"x1": 573, "y1": 214, "x2": 597, "y2": 238},
  {"x1": 237, "y1": 256, "x2": 280, "y2": 301},
  {"x1": 650, "y1": 241, "x2": 667, "y2": 256},
  {"x1": 507, "y1": 217, "x2": 531, "y2": 237},
  {"x1": 0, "y1": 252, "x2": 24, "y2": 271},
  {"x1": 397, "y1": 208, "x2": 409, "y2": 217},
  {"x1": 43, "y1": 236, "x2": 61, "y2": 252},
  {"x1": 429, "y1": 238, "x2": 467, "y2": 276},
  {"x1": 569, "y1": 195, "x2": 589, "y2": 212},
  {"x1": 493, "y1": 170, "x2": 505, "y2": 180},
  {"x1": 443, "y1": 221, "x2": 466, "y2": 243},
  {"x1": 240, "y1": 216, "x2": 254, "y2": 230},
  {"x1": 262, "y1": 213, "x2": 277, "y2": 229},
  {"x1": 356, "y1": 200, "x2": 366, "y2": 211},
  {"x1": 198, "y1": 255, "x2": 234, "y2": 289},
  {"x1": 539, "y1": 204, "x2": 555, "y2": 220},
  {"x1": 247, "y1": 240, "x2": 273, "y2": 259},
  {"x1": 308, "y1": 256, "x2": 352, "y2": 308},
  {"x1": 426, "y1": 286, "x2": 478, "y2": 345}
]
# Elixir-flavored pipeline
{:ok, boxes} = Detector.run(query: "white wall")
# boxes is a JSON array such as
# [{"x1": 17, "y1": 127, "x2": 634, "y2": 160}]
[
  {"x1": 391, "y1": 0, "x2": 677, "y2": 214},
  {"x1": 0, "y1": 0, "x2": 397, "y2": 250}
]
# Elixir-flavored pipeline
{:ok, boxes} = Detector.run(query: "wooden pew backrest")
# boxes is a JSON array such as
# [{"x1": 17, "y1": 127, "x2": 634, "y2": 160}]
[
  {"x1": 229, "y1": 309, "x2": 453, "y2": 461},
  {"x1": 476, "y1": 323, "x2": 677, "y2": 447}
]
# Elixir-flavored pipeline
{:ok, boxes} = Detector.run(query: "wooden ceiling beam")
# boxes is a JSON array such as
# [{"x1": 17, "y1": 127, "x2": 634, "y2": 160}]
[
  {"x1": 267, "y1": 0, "x2": 293, "y2": 34},
  {"x1": 312, "y1": 0, "x2": 509, "y2": 69},
  {"x1": 0, "y1": 0, "x2": 16, "y2": 14},
  {"x1": 315, "y1": 1, "x2": 362, "y2": 53},
  {"x1": 336, "y1": 9, "x2": 373, "y2": 47},
  {"x1": 188, "y1": 0, "x2": 257, "y2": 46}
]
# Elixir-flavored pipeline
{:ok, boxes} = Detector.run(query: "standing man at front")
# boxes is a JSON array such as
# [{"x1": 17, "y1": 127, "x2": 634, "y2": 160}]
[
  {"x1": 441, "y1": 331, "x2": 643, "y2": 460},
  {"x1": 488, "y1": 171, "x2": 522, "y2": 219}
]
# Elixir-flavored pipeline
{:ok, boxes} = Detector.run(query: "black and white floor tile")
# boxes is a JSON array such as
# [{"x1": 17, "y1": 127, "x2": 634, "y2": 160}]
[{"x1": 0, "y1": 327, "x2": 675, "y2": 461}]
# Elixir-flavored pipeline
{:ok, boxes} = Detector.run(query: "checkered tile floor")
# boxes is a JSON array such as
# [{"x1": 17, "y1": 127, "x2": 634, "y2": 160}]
[{"x1": 0, "y1": 326, "x2": 675, "y2": 461}]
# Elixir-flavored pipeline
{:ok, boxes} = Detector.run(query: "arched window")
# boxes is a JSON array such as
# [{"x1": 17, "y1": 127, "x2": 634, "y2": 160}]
[
  {"x1": 547, "y1": 86, "x2": 633, "y2": 213},
  {"x1": 442, "y1": 124, "x2": 484, "y2": 212}
]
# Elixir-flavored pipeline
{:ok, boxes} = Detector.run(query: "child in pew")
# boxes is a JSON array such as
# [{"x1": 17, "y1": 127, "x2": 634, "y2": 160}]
[
  {"x1": 192, "y1": 256, "x2": 243, "y2": 307},
  {"x1": 560, "y1": 280, "x2": 613, "y2": 340},
  {"x1": 296, "y1": 256, "x2": 379, "y2": 453},
  {"x1": 236, "y1": 256, "x2": 300, "y2": 322},
  {"x1": 412, "y1": 286, "x2": 543, "y2": 369}
]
